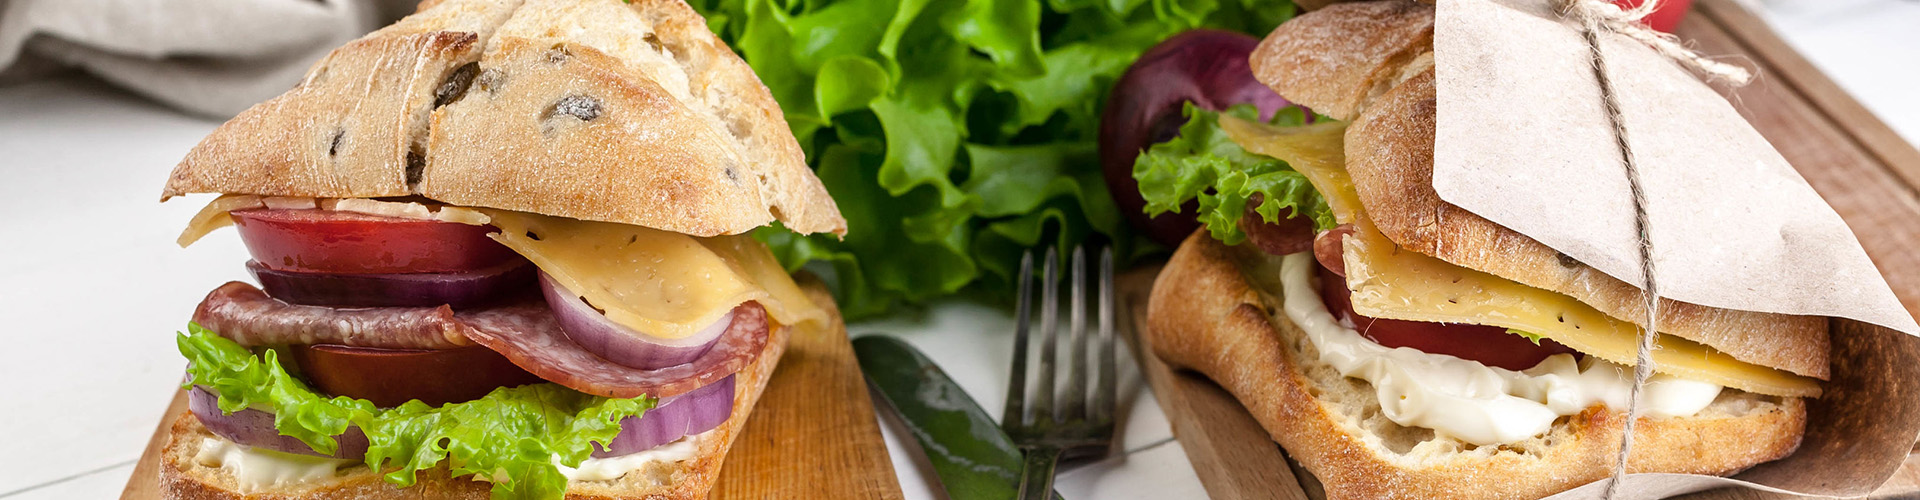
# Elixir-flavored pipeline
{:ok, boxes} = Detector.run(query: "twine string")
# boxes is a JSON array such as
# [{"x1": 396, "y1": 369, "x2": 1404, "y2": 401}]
[{"x1": 1550, "y1": 1, "x2": 1720, "y2": 498}]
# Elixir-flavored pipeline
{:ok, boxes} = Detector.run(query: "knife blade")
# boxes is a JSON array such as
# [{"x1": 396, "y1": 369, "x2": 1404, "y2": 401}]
[{"x1": 853, "y1": 335, "x2": 1064, "y2": 500}]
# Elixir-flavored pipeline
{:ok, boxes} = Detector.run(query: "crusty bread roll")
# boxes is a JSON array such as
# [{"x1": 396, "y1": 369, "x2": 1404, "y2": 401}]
[
  {"x1": 161, "y1": 0, "x2": 845, "y2": 238},
  {"x1": 1252, "y1": 0, "x2": 1828, "y2": 379},
  {"x1": 159, "y1": 304, "x2": 791, "y2": 500},
  {"x1": 1145, "y1": 232, "x2": 1805, "y2": 500}
]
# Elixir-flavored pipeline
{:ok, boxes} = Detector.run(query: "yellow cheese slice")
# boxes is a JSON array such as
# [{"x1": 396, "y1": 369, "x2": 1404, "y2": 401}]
[
  {"x1": 1220, "y1": 115, "x2": 1821, "y2": 398},
  {"x1": 483, "y1": 210, "x2": 826, "y2": 340},
  {"x1": 178, "y1": 196, "x2": 493, "y2": 247},
  {"x1": 178, "y1": 194, "x2": 265, "y2": 247}
]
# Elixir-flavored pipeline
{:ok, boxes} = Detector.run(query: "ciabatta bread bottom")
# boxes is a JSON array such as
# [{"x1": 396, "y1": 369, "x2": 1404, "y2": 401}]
[
  {"x1": 1145, "y1": 231, "x2": 1806, "y2": 500},
  {"x1": 159, "y1": 321, "x2": 789, "y2": 500}
]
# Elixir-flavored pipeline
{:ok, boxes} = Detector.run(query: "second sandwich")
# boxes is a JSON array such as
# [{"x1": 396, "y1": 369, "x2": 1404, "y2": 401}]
[{"x1": 1141, "y1": 2, "x2": 1825, "y2": 499}]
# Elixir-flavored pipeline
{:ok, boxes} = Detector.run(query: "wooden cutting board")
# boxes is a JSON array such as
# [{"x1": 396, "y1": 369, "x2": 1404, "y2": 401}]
[
  {"x1": 1119, "y1": 0, "x2": 1920, "y2": 499},
  {"x1": 118, "y1": 278, "x2": 902, "y2": 500}
]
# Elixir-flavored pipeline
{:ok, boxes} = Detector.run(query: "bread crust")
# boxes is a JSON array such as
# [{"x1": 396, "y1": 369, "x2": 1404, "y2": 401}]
[
  {"x1": 1251, "y1": 0, "x2": 1433, "y2": 122},
  {"x1": 159, "y1": 0, "x2": 506, "y2": 201},
  {"x1": 162, "y1": 0, "x2": 846, "y2": 238},
  {"x1": 1251, "y1": 0, "x2": 1830, "y2": 379},
  {"x1": 159, "y1": 319, "x2": 790, "y2": 500},
  {"x1": 1145, "y1": 231, "x2": 1806, "y2": 500}
]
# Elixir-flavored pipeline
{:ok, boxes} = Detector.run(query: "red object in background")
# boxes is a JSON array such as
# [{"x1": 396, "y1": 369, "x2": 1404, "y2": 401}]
[{"x1": 1614, "y1": 0, "x2": 1693, "y2": 33}]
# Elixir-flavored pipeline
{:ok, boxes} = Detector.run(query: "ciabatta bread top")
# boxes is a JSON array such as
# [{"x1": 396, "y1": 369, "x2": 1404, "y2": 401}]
[
  {"x1": 162, "y1": 0, "x2": 846, "y2": 238},
  {"x1": 1144, "y1": 231, "x2": 1806, "y2": 500},
  {"x1": 1248, "y1": 0, "x2": 1829, "y2": 378},
  {"x1": 1251, "y1": 0, "x2": 1433, "y2": 123},
  {"x1": 160, "y1": 0, "x2": 517, "y2": 202}
]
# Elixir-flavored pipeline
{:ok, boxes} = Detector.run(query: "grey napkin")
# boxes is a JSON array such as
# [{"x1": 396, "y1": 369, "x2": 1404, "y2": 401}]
[{"x1": 0, "y1": 0, "x2": 418, "y2": 117}]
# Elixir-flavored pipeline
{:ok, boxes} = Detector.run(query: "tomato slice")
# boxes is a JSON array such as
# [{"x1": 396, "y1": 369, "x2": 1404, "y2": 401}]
[
  {"x1": 286, "y1": 344, "x2": 544, "y2": 407},
  {"x1": 232, "y1": 209, "x2": 520, "y2": 274},
  {"x1": 1317, "y1": 264, "x2": 1575, "y2": 371}
]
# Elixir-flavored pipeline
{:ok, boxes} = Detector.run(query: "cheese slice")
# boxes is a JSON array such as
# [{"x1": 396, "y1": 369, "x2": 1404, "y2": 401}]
[
  {"x1": 177, "y1": 196, "x2": 493, "y2": 247},
  {"x1": 483, "y1": 210, "x2": 826, "y2": 340},
  {"x1": 178, "y1": 194, "x2": 265, "y2": 247},
  {"x1": 1220, "y1": 115, "x2": 1821, "y2": 398}
]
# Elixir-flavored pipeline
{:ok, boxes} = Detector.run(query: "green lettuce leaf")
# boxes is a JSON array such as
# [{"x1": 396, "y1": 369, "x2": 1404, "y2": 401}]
[
  {"x1": 1132, "y1": 102, "x2": 1332, "y2": 245},
  {"x1": 177, "y1": 324, "x2": 377, "y2": 455},
  {"x1": 1508, "y1": 328, "x2": 1546, "y2": 346},
  {"x1": 178, "y1": 325, "x2": 653, "y2": 500},
  {"x1": 693, "y1": 0, "x2": 1297, "y2": 319}
]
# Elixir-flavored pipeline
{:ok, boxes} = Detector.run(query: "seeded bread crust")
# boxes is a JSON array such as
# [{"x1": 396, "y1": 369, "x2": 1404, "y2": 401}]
[
  {"x1": 1145, "y1": 231, "x2": 1806, "y2": 500},
  {"x1": 158, "y1": 318, "x2": 790, "y2": 500},
  {"x1": 1250, "y1": 0, "x2": 1830, "y2": 378},
  {"x1": 159, "y1": 0, "x2": 519, "y2": 202},
  {"x1": 161, "y1": 0, "x2": 846, "y2": 238}
]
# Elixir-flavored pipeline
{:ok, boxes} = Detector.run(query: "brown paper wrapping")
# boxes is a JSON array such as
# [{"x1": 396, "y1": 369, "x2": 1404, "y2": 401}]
[{"x1": 1429, "y1": 0, "x2": 1920, "y2": 497}]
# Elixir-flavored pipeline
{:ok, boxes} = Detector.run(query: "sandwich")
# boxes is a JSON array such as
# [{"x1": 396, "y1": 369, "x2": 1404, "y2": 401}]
[
  {"x1": 155, "y1": 0, "x2": 845, "y2": 499},
  {"x1": 1140, "y1": 2, "x2": 1824, "y2": 499}
]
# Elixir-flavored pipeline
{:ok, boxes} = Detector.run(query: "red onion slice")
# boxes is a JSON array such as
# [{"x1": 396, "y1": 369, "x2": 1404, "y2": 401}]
[
  {"x1": 592, "y1": 375, "x2": 734, "y2": 458},
  {"x1": 539, "y1": 272, "x2": 732, "y2": 370},
  {"x1": 248, "y1": 259, "x2": 534, "y2": 309},
  {"x1": 188, "y1": 386, "x2": 368, "y2": 459}
]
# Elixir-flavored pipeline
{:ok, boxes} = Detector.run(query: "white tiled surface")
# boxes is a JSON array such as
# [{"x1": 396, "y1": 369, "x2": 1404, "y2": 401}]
[
  {"x1": 0, "y1": 77, "x2": 241, "y2": 500},
  {"x1": 1, "y1": 2, "x2": 1917, "y2": 498}
]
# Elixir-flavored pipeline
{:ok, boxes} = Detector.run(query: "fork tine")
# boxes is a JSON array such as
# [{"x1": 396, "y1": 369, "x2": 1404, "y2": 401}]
[
  {"x1": 1063, "y1": 245, "x2": 1089, "y2": 422},
  {"x1": 1003, "y1": 251, "x2": 1034, "y2": 428},
  {"x1": 1093, "y1": 246, "x2": 1118, "y2": 425},
  {"x1": 1034, "y1": 246, "x2": 1061, "y2": 425}
]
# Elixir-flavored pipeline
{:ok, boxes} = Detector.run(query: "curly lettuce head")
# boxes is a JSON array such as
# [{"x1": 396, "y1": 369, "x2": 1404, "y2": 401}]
[{"x1": 690, "y1": 0, "x2": 1296, "y2": 318}]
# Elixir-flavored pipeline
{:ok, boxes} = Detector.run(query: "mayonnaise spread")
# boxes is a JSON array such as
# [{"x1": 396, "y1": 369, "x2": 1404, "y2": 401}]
[
  {"x1": 1277, "y1": 252, "x2": 1723, "y2": 446},
  {"x1": 192, "y1": 437, "x2": 353, "y2": 493},
  {"x1": 555, "y1": 431, "x2": 707, "y2": 482}
]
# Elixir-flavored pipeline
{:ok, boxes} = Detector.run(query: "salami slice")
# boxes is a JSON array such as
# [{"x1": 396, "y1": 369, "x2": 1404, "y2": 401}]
[
  {"x1": 1315, "y1": 224, "x2": 1355, "y2": 277},
  {"x1": 1241, "y1": 194, "x2": 1317, "y2": 256},
  {"x1": 457, "y1": 302, "x2": 768, "y2": 399},
  {"x1": 193, "y1": 282, "x2": 472, "y2": 349}
]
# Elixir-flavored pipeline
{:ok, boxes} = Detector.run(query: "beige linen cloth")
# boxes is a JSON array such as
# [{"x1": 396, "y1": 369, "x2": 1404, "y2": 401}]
[{"x1": 0, "y1": 0, "x2": 418, "y2": 117}]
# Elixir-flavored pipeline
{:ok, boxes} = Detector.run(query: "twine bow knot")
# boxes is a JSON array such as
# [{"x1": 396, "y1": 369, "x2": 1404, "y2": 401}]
[{"x1": 1558, "y1": 0, "x2": 1754, "y2": 85}]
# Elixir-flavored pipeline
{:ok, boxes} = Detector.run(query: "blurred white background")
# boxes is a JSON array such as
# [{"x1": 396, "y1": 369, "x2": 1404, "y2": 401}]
[
  {"x1": 1749, "y1": 0, "x2": 1920, "y2": 143},
  {"x1": 0, "y1": 0, "x2": 1916, "y2": 499}
]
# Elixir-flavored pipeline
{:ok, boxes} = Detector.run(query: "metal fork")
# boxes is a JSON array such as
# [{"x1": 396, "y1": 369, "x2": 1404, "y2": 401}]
[{"x1": 1002, "y1": 245, "x2": 1118, "y2": 500}]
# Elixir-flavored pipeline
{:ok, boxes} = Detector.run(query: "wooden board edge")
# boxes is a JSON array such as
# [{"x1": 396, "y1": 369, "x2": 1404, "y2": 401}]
[
  {"x1": 712, "y1": 276, "x2": 905, "y2": 499},
  {"x1": 1116, "y1": 265, "x2": 1311, "y2": 500},
  {"x1": 118, "y1": 278, "x2": 903, "y2": 500},
  {"x1": 119, "y1": 389, "x2": 186, "y2": 499}
]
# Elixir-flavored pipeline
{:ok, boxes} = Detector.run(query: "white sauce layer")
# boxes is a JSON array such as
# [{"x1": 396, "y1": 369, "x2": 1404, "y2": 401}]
[
  {"x1": 1277, "y1": 252, "x2": 1723, "y2": 446},
  {"x1": 192, "y1": 437, "x2": 353, "y2": 493},
  {"x1": 197, "y1": 429, "x2": 709, "y2": 491},
  {"x1": 555, "y1": 431, "x2": 706, "y2": 482}
]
